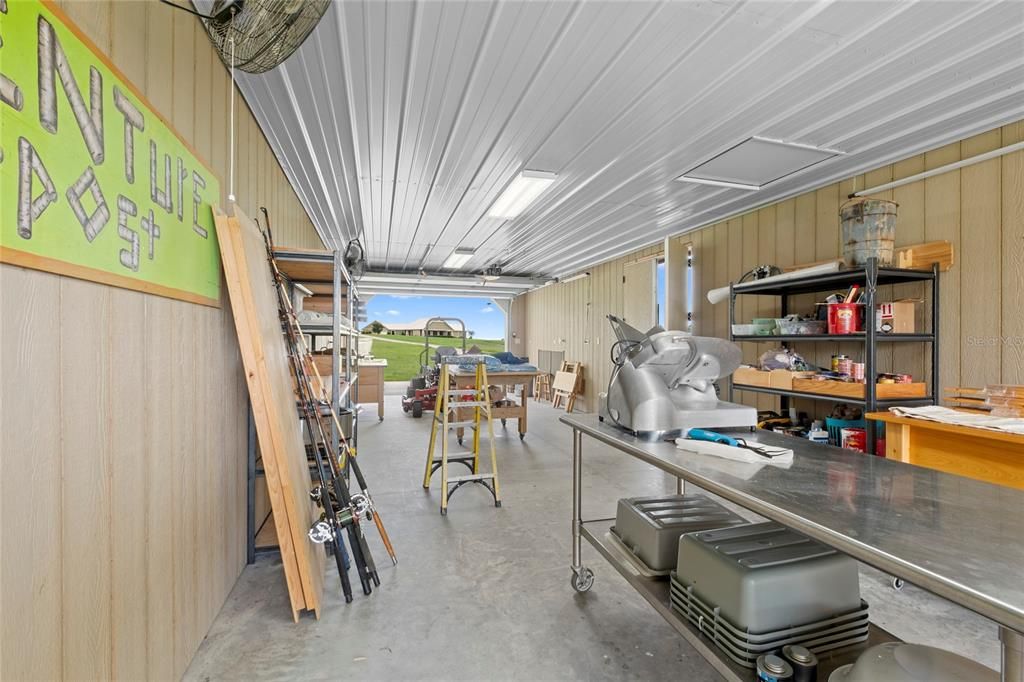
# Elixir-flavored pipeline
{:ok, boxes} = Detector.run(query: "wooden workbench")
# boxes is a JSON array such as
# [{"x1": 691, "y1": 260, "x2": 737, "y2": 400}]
[
  {"x1": 867, "y1": 411, "x2": 1024, "y2": 490},
  {"x1": 450, "y1": 369, "x2": 537, "y2": 441}
]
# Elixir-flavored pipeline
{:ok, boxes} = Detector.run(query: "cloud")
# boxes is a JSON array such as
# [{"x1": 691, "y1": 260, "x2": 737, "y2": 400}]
[
  {"x1": 386, "y1": 310, "x2": 401, "y2": 316},
  {"x1": 480, "y1": 306, "x2": 494, "y2": 313}
]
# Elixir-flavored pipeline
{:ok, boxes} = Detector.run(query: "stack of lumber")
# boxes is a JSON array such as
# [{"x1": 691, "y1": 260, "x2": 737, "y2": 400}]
[
  {"x1": 944, "y1": 385, "x2": 1024, "y2": 417},
  {"x1": 782, "y1": 240, "x2": 954, "y2": 272},
  {"x1": 215, "y1": 206, "x2": 324, "y2": 621}
]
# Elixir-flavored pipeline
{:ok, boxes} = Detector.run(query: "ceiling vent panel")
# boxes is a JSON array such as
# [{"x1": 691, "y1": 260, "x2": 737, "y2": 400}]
[{"x1": 676, "y1": 137, "x2": 842, "y2": 189}]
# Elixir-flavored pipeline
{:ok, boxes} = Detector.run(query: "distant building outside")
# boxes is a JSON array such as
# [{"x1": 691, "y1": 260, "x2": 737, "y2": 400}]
[{"x1": 380, "y1": 318, "x2": 470, "y2": 338}]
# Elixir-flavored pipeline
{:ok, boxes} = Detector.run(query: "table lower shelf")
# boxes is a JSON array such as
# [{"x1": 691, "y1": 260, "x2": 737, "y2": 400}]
[{"x1": 579, "y1": 520, "x2": 898, "y2": 682}]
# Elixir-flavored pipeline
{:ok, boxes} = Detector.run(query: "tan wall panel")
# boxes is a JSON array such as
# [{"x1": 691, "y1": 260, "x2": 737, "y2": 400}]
[
  {"x1": 519, "y1": 120, "x2": 1022, "y2": 420},
  {"x1": 0, "y1": 1, "x2": 324, "y2": 679},
  {"x1": 0, "y1": 268, "x2": 63, "y2": 681},
  {"x1": 1002, "y1": 123, "x2": 1024, "y2": 384},
  {"x1": 960, "y1": 130, "x2": 1003, "y2": 385}
]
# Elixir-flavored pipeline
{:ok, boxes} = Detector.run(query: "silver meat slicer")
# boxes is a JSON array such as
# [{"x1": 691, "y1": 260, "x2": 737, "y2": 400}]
[{"x1": 599, "y1": 315, "x2": 756, "y2": 440}]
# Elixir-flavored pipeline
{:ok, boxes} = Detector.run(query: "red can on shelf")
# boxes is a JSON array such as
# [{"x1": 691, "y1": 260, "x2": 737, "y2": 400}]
[
  {"x1": 828, "y1": 303, "x2": 865, "y2": 334},
  {"x1": 841, "y1": 427, "x2": 867, "y2": 453}
]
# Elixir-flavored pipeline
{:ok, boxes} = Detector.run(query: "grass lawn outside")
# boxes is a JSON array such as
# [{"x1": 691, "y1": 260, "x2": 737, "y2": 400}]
[{"x1": 365, "y1": 334, "x2": 506, "y2": 381}]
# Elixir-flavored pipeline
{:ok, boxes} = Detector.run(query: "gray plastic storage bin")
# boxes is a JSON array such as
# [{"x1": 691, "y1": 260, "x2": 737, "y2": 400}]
[
  {"x1": 613, "y1": 494, "x2": 746, "y2": 572},
  {"x1": 669, "y1": 574, "x2": 870, "y2": 668},
  {"x1": 675, "y1": 522, "x2": 861, "y2": 633}
]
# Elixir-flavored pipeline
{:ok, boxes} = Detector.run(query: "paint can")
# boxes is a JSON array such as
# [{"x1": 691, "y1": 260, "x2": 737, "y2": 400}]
[
  {"x1": 828, "y1": 303, "x2": 865, "y2": 334},
  {"x1": 831, "y1": 354, "x2": 848, "y2": 372},
  {"x1": 836, "y1": 356, "x2": 853, "y2": 377},
  {"x1": 756, "y1": 654, "x2": 794, "y2": 682},
  {"x1": 841, "y1": 427, "x2": 867, "y2": 453},
  {"x1": 782, "y1": 645, "x2": 818, "y2": 682}
]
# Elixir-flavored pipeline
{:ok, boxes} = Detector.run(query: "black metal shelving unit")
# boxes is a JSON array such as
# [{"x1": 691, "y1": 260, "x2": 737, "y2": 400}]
[{"x1": 728, "y1": 257, "x2": 940, "y2": 454}]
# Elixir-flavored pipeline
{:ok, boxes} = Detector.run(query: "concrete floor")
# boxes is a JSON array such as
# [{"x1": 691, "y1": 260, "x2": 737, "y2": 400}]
[{"x1": 185, "y1": 394, "x2": 1000, "y2": 681}]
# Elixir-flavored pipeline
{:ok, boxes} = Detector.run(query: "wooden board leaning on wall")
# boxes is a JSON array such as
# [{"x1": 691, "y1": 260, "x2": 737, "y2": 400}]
[{"x1": 214, "y1": 205, "x2": 324, "y2": 621}]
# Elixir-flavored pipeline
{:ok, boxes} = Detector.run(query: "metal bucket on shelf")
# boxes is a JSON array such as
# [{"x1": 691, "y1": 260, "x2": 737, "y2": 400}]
[{"x1": 840, "y1": 199, "x2": 897, "y2": 266}]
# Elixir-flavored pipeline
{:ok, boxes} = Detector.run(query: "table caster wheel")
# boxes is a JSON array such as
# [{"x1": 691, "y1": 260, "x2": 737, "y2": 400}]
[
  {"x1": 457, "y1": 437, "x2": 464, "y2": 446},
  {"x1": 440, "y1": 507, "x2": 447, "y2": 516},
  {"x1": 571, "y1": 567, "x2": 594, "y2": 593},
  {"x1": 519, "y1": 433, "x2": 525, "y2": 441},
  {"x1": 501, "y1": 418, "x2": 507, "y2": 427},
  {"x1": 892, "y1": 577, "x2": 904, "y2": 591}
]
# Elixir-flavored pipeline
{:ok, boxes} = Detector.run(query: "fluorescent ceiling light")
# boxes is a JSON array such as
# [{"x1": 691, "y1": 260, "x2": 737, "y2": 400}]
[
  {"x1": 442, "y1": 248, "x2": 475, "y2": 269},
  {"x1": 676, "y1": 177, "x2": 761, "y2": 191},
  {"x1": 676, "y1": 137, "x2": 842, "y2": 189},
  {"x1": 487, "y1": 170, "x2": 557, "y2": 219},
  {"x1": 560, "y1": 271, "x2": 590, "y2": 284}
]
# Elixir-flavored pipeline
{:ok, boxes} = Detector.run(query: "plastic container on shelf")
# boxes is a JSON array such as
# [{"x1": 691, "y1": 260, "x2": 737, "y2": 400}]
[
  {"x1": 778, "y1": 319, "x2": 828, "y2": 335},
  {"x1": 674, "y1": 522, "x2": 863, "y2": 633},
  {"x1": 613, "y1": 494, "x2": 746, "y2": 573}
]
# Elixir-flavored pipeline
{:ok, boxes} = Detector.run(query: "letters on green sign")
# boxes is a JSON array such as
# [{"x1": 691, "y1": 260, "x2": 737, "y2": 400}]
[{"x1": 0, "y1": 0, "x2": 222, "y2": 305}]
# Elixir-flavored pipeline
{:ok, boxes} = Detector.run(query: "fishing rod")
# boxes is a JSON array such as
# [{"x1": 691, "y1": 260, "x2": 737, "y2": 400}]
[
  {"x1": 289, "y1": 332, "x2": 377, "y2": 595},
  {"x1": 260, "y1": 219, "x2": 377, "y2": 597},
  {"x1": 260, "y1": 207, "x2": 397, "y2": 567},
  {"x1": 288, "y1": 337, "x2": 356, "y2": 602}
]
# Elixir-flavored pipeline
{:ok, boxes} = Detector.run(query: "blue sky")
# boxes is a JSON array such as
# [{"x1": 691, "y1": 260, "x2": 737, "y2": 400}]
[{"x1": 365, "y1": 295, "x2": 507, "y2": 339}]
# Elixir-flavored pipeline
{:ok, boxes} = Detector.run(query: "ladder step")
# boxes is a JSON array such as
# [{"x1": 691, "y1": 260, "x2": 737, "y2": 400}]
[
  {"x1": 430, "y1": 456, "x2": 475, "y2": 465},
  {"x1": 435, "y1": 419, "x2": 478, "y2": 428},
  {"x1": 448, "y1": 401, "x2": 490, "y2": 408},
  {"x1": 447, "y1": 473, "x2": 495, "y2": 483},
  {"x1": 446, "y1": 389, "x2": 479, "y2": 397}
]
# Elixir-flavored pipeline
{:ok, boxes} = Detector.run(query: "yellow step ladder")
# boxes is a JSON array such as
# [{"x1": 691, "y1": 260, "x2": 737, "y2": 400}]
[{"x1": 422, "y1": 356, "x2": 501, "y2": 515}]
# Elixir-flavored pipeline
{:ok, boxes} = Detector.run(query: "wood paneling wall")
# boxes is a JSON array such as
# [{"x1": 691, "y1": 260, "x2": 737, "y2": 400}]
[
  {"x1": 0, "y1": 2, "x2": 323, "y2": 680},
  {"x1": 515, "y1": 120, "x2": 1024, "y2": 415},
  {"x1": 513, "y1": 244, "x2": 663, "y2": 412}
]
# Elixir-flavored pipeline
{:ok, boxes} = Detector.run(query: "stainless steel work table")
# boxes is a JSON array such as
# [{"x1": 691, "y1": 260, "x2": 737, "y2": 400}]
[{"x1": 562, "y1": 413, "x2": 1024, "y2": 681}]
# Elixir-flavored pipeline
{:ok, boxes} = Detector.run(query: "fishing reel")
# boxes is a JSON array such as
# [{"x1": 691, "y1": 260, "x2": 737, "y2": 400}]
[
  {"x1": 350, "y1": 492, "x2": 372, "y2": 520},
  {"x1": 308, "y1": 520, "x2": 334, "y2": 544}
]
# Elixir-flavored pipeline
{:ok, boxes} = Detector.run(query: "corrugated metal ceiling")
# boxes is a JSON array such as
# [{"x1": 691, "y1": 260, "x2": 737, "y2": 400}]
[{"x1": 233, "y1": 0, "x2": 1024, "y2": 279}]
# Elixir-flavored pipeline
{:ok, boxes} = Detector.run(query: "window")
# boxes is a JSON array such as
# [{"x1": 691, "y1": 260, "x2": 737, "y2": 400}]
[
  {"x1": 656, "y1": 259, "x2": 666, "y2": 328},
  {"x1": 686, "y1": 245, "x2": 694, "y2": 332}
]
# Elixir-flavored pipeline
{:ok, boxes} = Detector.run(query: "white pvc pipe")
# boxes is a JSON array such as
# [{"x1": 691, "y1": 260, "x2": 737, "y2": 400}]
[
  {"x1": 706, "y1": 260, "x2": 841, "y2": 305},
  {"x1": 228, "y1": 35, "x2": 236, "y2": 203},
  {"x1": 852, "y1": 141, "x2": 1024, "y2": 197}
]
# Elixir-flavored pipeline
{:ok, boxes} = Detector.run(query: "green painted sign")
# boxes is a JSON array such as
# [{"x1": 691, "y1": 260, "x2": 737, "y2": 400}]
[{"x1": 0, "y1": 0, "x2": 221, "y2": 305}]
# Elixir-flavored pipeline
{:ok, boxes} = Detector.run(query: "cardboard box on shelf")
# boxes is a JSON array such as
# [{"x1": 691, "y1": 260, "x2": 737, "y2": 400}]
[
  {"x1": 876, "y1": 300, "x2": 919, "y2": 334},
  {"x1": 769, "y1": 369, "x2": 818, "y2": 390},
  {"x1": 733, "y1": 366, "x2": 770, "y2": 387},
  {"x1": 792, "y1": 378, "x2": 927, "y2": 400}
]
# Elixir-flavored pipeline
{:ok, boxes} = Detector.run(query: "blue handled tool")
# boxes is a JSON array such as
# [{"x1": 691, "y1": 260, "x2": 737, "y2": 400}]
[
  {"x1": 684, "y1": 428, "x2": 783, "y2": 459},
  {"x1": 686, "y1": 428, "x2": 741, "y2": 447}
]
